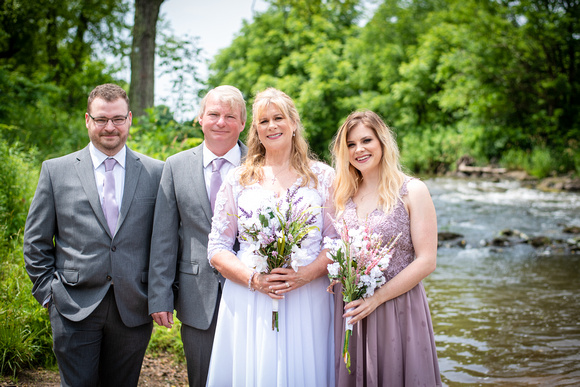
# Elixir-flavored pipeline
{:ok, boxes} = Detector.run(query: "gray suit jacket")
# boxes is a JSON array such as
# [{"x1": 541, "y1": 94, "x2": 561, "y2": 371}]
[
  {"x1": 23, "y1": 146, "x2": 164, "y2": 327},
  {"x1": 148, "y1": 141, "x2": 247, "y2": 330}
]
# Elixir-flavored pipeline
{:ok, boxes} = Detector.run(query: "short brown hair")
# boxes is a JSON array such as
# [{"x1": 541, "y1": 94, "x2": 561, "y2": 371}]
[{"x1": 87, "y1": 84, "x2": 130, "y2": 113}]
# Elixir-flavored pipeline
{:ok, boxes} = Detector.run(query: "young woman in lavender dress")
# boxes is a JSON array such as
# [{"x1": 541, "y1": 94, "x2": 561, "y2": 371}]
[{"x1": 331, "y1": 110, "x2": 441, "y2": 386}]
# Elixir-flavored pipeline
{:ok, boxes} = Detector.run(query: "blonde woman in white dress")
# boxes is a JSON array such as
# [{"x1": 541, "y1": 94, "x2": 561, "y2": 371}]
[{"x1": 206, "y1": 88, "x2": 336, "y2": 386}]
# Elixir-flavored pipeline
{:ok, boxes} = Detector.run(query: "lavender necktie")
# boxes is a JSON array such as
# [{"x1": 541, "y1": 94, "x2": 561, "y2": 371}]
[
  {"x1": 103, "y1": 158, "x2": 119, "y2": 235},
  {"x1": 209, "y1": 158, "x2": 227, "y2": 212}
]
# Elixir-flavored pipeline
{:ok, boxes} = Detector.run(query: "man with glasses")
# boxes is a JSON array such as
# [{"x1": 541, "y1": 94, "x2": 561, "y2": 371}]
[{"x1": 23, "y1": 83, "x2": 164, "y2": 387}]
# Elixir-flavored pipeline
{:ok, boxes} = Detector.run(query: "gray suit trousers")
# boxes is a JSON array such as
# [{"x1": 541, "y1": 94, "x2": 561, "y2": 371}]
[
  {"x1": 50, "y1": 287, "x2": 152, "y2": 387},
  {"x1": 181, "y1": 285, "x2": 221, "y2": 387}
]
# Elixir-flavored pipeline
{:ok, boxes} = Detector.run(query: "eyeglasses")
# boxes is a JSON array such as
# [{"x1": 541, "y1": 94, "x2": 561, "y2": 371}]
[{"x1": 88, "y1": 112, "x2": 129, "y2": 127}]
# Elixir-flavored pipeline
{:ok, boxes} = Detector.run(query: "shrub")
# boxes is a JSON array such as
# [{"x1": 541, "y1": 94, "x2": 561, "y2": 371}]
[
  {"x1": 128, "y1": 106, "x2": 203, "y2": 161},
  {"x1": 0, "y1": 236, "x2": 55, "y2": 376},
  {"x1": 0, "y1": 140, "x2": 55, "y2": 376},
  {"x1": 147, "y1": 319, "x2": 185, "y2": 363},
  {"x1": 0, "y1": 140, "x2": 38, "y2": 249},
  {"x1": 500, "y1": 146, "x2": 559, "y2": 179}
]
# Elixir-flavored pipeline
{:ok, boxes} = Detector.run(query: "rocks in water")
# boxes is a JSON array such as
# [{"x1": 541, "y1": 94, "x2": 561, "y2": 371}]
[
  {"x1": 499, "y1": 229, "x2": 529, "y2": 240},
  {"x1": 536, "y1": 177, "x2": 580, "y2": 192},
  {"x1": 437, "y1": 232, "x2": 466, "y2": 248},
  {"x1": 473, "y1": 228, "x2": 578, "y2": 255},
  {"x1": 439, "y1": 232, "x2": 464, "y2": 241},
  {"x1": 490, "y1": 237, "x2": 510, "y2": 247},
  {"x1": 528, "y1": 236, "x2": 551, "y2": 248},
  {"x1": 437, "y1": 226, "x2": 579, "y2": 255},
  {"x1": 563, "y1": 226, "x2": 580, "y2": 234}
]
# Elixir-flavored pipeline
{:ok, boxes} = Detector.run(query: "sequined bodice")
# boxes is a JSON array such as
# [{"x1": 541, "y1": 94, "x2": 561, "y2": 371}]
[{"x1": 341, "y1": 179, "x2": 415, "y2": 281}]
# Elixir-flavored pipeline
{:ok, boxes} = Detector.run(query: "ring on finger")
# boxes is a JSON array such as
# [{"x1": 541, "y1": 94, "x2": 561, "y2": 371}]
[{"x1": 286, "y1": 282, "x2": 290, "y2": 288}]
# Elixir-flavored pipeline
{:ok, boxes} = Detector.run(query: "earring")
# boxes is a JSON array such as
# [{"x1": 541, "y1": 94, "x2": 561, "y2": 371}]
[{"x1": 292, "y1": 131, "x2": 295, "y2": 137}]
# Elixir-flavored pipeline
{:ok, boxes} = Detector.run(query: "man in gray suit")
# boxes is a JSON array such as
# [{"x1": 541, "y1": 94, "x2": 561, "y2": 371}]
[
  {"x1": 148, "y1": 85, "x2": 247, "y2": 387},
  {"x1": 23, "y1": 83, "x2": 164, "y2": 387}
]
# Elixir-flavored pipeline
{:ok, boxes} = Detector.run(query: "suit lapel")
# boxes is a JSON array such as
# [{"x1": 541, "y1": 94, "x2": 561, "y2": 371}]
[
  {"x1": 117, "y1": 148, "x2": 141, "y2": 233},
  {"x1": 190, "y1": 146, "x2": 213, "y2": 223},
  {"x1": 74, "y1": 146, "x2": 112, "y2": 237},
  {"x1": 239, "y1": 140, "x2": 248, "y2": 161},
  {"x1": 195, "y1": 141, "x2": 247, "y2": 223}
]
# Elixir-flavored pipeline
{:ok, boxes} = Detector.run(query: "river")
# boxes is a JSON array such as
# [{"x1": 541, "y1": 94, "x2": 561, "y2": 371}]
[{"x1": 425, "y1": 177, "x2": 580, "y2": 386}]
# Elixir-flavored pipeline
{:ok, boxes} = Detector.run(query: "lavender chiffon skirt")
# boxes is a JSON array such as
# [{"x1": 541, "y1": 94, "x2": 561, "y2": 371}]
[{"x1": 334, "y1": 282, "x2": 442, "y2": 387}]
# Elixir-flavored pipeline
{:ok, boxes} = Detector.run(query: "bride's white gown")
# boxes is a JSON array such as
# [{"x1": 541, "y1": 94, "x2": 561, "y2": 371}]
[{"x1": 206, "y1": 162, "x2": 335, "y2": 387}]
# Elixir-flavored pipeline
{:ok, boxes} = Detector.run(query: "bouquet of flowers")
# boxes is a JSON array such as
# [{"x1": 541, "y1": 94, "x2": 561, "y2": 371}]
[
  {"x1": 237, "y1": 186, "x2": 319, "y2": 331},
  {"x1": 325, "y1": 221, "x2": 401, "y2": 373}
]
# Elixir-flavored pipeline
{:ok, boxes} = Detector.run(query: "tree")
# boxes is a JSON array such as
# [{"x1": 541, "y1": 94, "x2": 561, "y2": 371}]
[
  {"x1": 0, "y1": 0, "x2": 129, "y2": 157},
  {"x1": 207, "y1": 0, "x2": 362, "y2": 157},
  {"x1": 130, "y1": 0, "x2": 165, "y2": 117}
]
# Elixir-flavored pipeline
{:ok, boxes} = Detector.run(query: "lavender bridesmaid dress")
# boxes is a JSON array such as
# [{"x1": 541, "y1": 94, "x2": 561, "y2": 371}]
[{"x1": 334, "y1": 178, "x2": 442, "y2": 387}]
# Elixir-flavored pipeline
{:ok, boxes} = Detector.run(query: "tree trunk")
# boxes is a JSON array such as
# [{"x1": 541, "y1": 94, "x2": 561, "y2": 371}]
[{"x1": 130, "y1": 0, "x2": 164, "y2": 117}]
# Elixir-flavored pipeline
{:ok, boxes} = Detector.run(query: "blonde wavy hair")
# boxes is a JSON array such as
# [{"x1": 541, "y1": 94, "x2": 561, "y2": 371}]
[
  {"x1": 332, "y1": 110, "x2": 405, "y2": 215},
  {"x1": 239, "y1": 88, "x2": 318, "y2": 188}
]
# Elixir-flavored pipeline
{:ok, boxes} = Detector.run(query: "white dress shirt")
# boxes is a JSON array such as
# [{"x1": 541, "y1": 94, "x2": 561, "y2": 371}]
[
  {"x1": 202, "y1": 142, "x2": 241, "y2": 199},
  {"x1": 89, "y1": 143, "x2": 126, "y2": 212}
]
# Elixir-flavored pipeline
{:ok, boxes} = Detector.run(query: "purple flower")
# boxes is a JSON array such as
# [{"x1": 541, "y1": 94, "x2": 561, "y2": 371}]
[{"x1": 239, "y1": 206, "x2": 253, "y2": 219}]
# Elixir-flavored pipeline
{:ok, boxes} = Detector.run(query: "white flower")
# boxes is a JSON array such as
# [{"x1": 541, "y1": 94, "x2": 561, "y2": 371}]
[
  {"x1": 241, "y1": 215, "x2": 260, "y2": 230},
  {"x1": 252, "y1": 255, "x2": 268, "y2": 273},
  {"x1": 364, "y1": 286, "x2": 376, "y2": 298},
  {"x1": 290, "y1": 245, "x2": 309, "y2": 271},
  {"x1": 358, "y1": 274, "x2": 373, "y2": 288},
  {"x1": 240, "y1": 250, "x2": 268, "y2": 273},
  {"x1": 378, "y1": 254, "x2": 391, "y2": 270},
  {"x1": 327, "y1": 262, "x2": 341, "y2": 277},
  {"x1": 369, "y1": 266, "x2": 383, "y2": 280}
]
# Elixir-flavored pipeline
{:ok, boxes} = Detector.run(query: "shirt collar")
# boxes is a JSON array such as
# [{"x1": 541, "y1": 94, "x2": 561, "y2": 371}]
[
  {"x1": 89, "y1": 143, "x2": 127, "y2": 170},
  {"x1": 202, "y1": 142, "x2": 241, "y2": 168}
]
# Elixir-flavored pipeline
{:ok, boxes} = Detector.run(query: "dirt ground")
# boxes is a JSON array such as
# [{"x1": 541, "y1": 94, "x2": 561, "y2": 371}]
[{"x1": 0, "y1": 353, "x2": 188, "y2": 387}]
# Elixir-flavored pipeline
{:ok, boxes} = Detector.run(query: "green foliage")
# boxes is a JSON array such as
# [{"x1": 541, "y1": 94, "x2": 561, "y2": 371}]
[
  {"x1": 0, "y1": 0, "x2": 129, "y2": 82},
  {"x1": 147, "y1": 319, "x2": 185, "y2": 362},
  {"x1": 206, "y1": 0, "x2": 578, "y2": 175},
  {"x1": 398, "y1": 125, "x2": 465, "y2": 174},
  {"x1": 128, "y1": 105, "x2": 203, "y2": 161},
  {"x1": 0, "y1": 140, "x2": 38, "y2": 244},
  {"x1": 0, "y1": 141, "x2": 54, "y2": 376},
  {"x1": 0, "y1": 63, "x2": 119, "y2": 160},
  {"x1": 0, "y1": 236, "x2": 55, "y2": 377},
  {"x1": 207, "y1": 0, "x2": 362, "y2": 158},
  {"x1": 500, "y1": 146, "x2": 563, "y2": 179}
]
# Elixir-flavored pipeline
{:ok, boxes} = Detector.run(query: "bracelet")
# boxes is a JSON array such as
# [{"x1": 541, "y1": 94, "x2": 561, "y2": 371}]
[{"x1": 248, "y1": 270, "x2": 258, "y2": 292}]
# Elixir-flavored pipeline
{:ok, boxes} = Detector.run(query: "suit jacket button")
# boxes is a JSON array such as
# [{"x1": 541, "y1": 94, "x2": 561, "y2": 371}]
[
  {"x1": 111, "y1": 246, "x2": 116, "y2": 252},
  {"x1": 106, "y1": 275, "x2": 112, "y2": 281}
]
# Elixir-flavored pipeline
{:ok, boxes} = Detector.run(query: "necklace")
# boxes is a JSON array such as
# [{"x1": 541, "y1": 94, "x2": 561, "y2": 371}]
[
  {"x1": 270, "y1": 168, "x2": 286, "y2": 184},
  {"x1": 266, "y1": 163, "x2": 290, "y2": 184},
  {"x1": 356, "y1": 185, "x2": 378, "y2": 203}
]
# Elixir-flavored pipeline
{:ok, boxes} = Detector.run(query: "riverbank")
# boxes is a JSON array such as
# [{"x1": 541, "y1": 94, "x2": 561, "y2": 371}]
[
  {"x1": 0, "y1": 352, "x2": 188, "y2": 387},
  {"x1": 452, "y1": 157, "x2": 580, "y2": 192}
]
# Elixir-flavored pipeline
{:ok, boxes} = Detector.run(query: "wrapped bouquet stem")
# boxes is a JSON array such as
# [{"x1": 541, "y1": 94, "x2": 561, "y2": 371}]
[
  {"x1": 271, "y1": 298, "x2": 279, "y2": 331},
  {"x1": 325, "y1": 220, "x2": 401, "y2": 373}
]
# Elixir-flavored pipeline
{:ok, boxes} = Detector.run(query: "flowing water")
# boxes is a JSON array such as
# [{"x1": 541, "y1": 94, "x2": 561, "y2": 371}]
[{"x1": 424, "y1": 178, "x2": 580, "y2": 386}]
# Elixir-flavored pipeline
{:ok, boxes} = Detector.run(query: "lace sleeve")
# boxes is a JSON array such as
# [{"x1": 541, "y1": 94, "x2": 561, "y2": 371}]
[
  {"x1": 207, "y1": 169, "x2": 240, "y2": 266},
  {"x1": 314, "y1": 162, "x2": 339, "y2": 248}
]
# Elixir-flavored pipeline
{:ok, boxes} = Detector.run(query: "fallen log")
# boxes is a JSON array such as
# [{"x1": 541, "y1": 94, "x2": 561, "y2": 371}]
[{"x1": 457, "y1": 165, "x2": 507, "y2": 174}]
